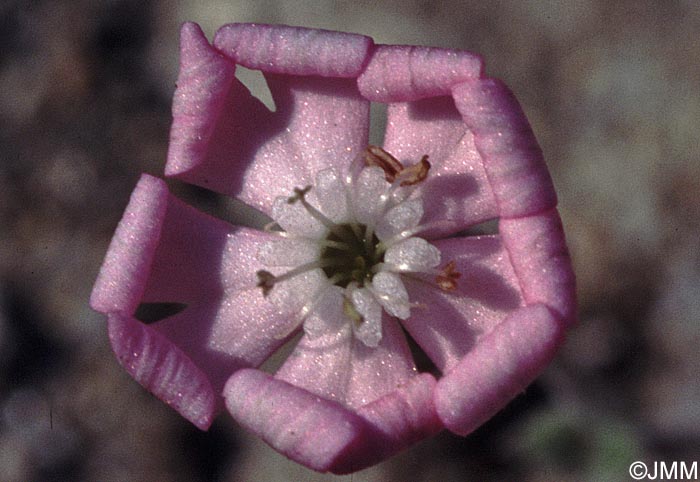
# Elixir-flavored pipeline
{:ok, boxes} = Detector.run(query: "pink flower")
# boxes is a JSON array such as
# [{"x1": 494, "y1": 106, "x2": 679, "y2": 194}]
[{"x1": 90, "y1": 23, "x2": 576, "y2": 473}]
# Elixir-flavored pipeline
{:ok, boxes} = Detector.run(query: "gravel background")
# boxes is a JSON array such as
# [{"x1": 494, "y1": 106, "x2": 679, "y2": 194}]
[{"x1": 2, "y1": 1, "x2": 699, "y2": 481}]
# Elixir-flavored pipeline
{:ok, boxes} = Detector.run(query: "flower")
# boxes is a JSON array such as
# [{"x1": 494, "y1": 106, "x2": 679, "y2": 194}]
[{"x1": 90, "y1": 22, "x2": 576, "y2": 473}]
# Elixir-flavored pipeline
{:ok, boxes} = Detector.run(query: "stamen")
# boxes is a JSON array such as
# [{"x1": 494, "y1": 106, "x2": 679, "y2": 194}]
[
  {"x1": 363, "y1": 223, "x2": 375, "y2": 254},
  {"x1": 257, "y1": 146, "x2": 449, "y2": 348},
  {"x1": 373, "y1": 258, "x2": 461, "y2": 292},
  {"x1": 343, "y1": 296, "x2": 363, "y2": 326},
  {"x1": 436, "y1": 260, "x2": 461, "y2": 291},
  {"x1": 256, "y1": 259, "x2": 342, "y2": 296},
  {"x1": 378, "y1": 219, "x2": 456, "y2": 252},
  {"x1": 319, "y1": 239, "x2": 351, "y2": 250},
  {"x1": 256, "y1": 270, "x2": 276, "y2": 296},
  {"x1": 288, "y1": 185, "x2": 356, "y2": 243},
  {"x1": 363, "y1": 145, "x2": 403, "y2": 182},
  {"x1": 396, "y1": 155, "x2": 430, "y2": 186}
]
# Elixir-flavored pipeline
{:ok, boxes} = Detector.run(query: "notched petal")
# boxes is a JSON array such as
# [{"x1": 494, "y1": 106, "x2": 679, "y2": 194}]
[
  {"x1": 384, "y1": 237, "x2": 441, "y2": 272},
  {"x1": 351, "y1": 288, "x2": 383, "y2": 347},
  {"x1": 375, "y1": 198, "x2": 424, "y2": 240},
  {"x1": 370, "y1": 272, "x2": 411, "y2": 320}
]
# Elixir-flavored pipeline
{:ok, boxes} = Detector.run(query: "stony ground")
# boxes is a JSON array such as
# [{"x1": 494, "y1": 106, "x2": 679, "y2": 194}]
[{"x1": 1, "y1": 1, "x2": 699, "y2": 481}]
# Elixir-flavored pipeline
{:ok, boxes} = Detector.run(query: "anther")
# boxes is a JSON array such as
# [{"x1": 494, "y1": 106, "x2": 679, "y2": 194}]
[
  {"x1": 256, "y1": 270, "x2": 276, "y2": 296},
  {"x1": 287, "y1": 186, "x2": 312, "y2": 204},
  {"x1": 397, "y1": 155, "x2": 430, "y2": 186},
  {"x1": 436, "y1": 260, "x2": 461, "y2": 291},
  {"x1": 364, "y1": 145, "x2": 403, "y2": 182}
]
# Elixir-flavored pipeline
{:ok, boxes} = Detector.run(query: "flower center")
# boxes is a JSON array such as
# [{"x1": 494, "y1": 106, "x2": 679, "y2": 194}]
[
  {"x1": 255, "y1": 146, "x2": 462, "y2": 347},
  {"x1": 320, "y1": 223, "x2": 383, "y2": 288}
]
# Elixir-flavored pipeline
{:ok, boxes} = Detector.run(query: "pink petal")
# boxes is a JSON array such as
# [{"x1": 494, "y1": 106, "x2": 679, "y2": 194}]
[
  {"x1": 276, "y1": 315, "x2": 417, "y2": 410},
  {"x1": 275, "y1": 326, "x2": 353, "y2": 406},
  {"x1": 225, "y1": 370, "x2": 441, "y2": 474},
  {"x1": 345, "y1": 316, "x2": 418, "y2": 408},
  {"x1": 357, "y1": 44, "x2": 482, "y2": 102},
  {"x1": 241, "y1": 74, "x2": 368, "y2": 208},
  {"x1": 401, "y1": 235, "x2": 524, "y2": 372},
  {"x1": 166, "y1": 22, "x2": 242, "y2": 179},
  {"x1": 435, "y1": 303, "x2": 564, "y2": 435},
  {"x1": 452, "y1": 78, "x2": 557, "y2": 218},
  {"x1": 172, "y1": 81, "x2": 369, "y2": 215},
  {"x1": 90, "y1": 174, "x2": 168, "y2": 314},
  {"x1": 108, "y1": 313, "x2": 216, "y2": 430},
  {"x1": 140, "y1": 197, "x2": 304, "y2": 392},
  {"x1": 167, "y1": 23, "x2": 371, "y2": 215},
  {"x1": 224, "y1": 368, "x2": 366, "y2": 472},
  {"x1": 499, "y1": 209, "x2": 577, "y2": 325},
  {"x1": 149, "y1": 288, "x2": 298, "y2": 396},
  {"x1": 93, "y1": 175, "x2": 303, "y2": 414},
  {"x1": 141, "y1": 198, "x2": 264, "y2": 302},
  {"x1": 214, "y1": 23, "x2": 372, "y2": 77},
  {"x1": 334, "y1": 373, "x2": 441, "y2": 474},
  {"x1": 382, "y1": 99, "x2": 498, "y2": 237}
]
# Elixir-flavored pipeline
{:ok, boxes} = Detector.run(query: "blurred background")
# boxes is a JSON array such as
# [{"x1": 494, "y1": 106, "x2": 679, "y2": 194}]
[{"x1": 1, "y1": 0, "x2": 699, "y2": 480}]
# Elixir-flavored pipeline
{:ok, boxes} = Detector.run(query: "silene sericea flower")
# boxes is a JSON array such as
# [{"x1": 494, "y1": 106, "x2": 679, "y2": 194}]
[{"x1": 91, "y1": 23, "x2": 576, "y2": 473}]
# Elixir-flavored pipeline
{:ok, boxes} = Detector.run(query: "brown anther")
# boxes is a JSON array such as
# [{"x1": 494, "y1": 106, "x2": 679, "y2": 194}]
[
  {"x1": 363, "y1": 145, "x2": 403, "y2": 182},
  {"x1": 288, "y1": 185, "x2": 312, "y2": 204},
  {"x1": 256, "y1": 270, "x2": 276, "y2": 296},
  {"x1": 397, "y1": 155, "x2": 431, "y2": 186},
  {"x1": 436, "y1": 260, "x2": 461, "y2": 291}
]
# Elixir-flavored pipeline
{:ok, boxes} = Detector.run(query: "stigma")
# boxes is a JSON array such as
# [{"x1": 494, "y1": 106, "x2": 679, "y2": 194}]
[{"x1": 256, "y1": 146, "x2": 460, "y2": 347}]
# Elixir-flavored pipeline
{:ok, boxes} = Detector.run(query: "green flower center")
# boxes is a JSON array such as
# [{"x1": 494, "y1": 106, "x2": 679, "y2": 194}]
[{"x1": 321, "y1": 223, "x2": 383, "y2": 288}]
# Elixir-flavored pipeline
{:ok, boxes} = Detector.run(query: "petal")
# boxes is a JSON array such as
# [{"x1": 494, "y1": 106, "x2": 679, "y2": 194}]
[
  {"x1": 314, "y1": 168, "x2": 349, "y2": 223},
  {"x1": 265, "y1": 269, "x2": 328, "y2": 317},
  {"x1": 499, "y1": 209, "x2": 577, "y2": 325},
  {"x1": 165, "y1": 23, "x2": 241, "y2": 179},
  {"x1": 90, "y1": 174, "x2": 168, "y2": 314},
  {"x1": 370, "y1": 272, "x2": 411, "y2": 320},
  {"x1": 277, "y1": 298, "x2": 417, "y2": 412},
  {"x1": 401, "y1": 235, "x2": 524, "y2": 372},
  {"x1": 452, "y1": 78, "x2": 557, "y2": 218},
  {"x1": 165, "y1": 23, "x2": 276, "y2": 202},
  {"x1": 375, "y1": 198, "x2": 423, "y2": 241},
  {"x1": 382, "y1": 99, "x2": 498, "y2": 237},
  {"x1": 435, "y1": 304, "x2": 564, "y2": 435},
  {"x1": 351, "y1": 166, "x2": 392, "y2": 226},
  {"x1": 333, "y1": 373, "x2": 441, "y2": 474},
  {"x1": 167, "y1": 24, "x2": 371, "y2": 216},
  {"x1": 351, "y1": 287, "x2": 383, "y2": 347},
  {"x1": 276, "y1": 288, "x2": 354, "y2": 404},
  {"x1": 225, "y1": 371, "x2": 439, "y2": 474},
  {"x1": 348, "y1": 373, "x2": 443, "y2": 473},
  {"x1": 241, "y1": 74, "x2": 369, "y2": 213},
  {"x1": 107, "y1": 313, "x2": 216, "y2": 430},
  {"x1": 93, "y1": 177, "x2": 311, "y2": 415},
  {"x1": 384, "y1": 237, "x2": 441, "y2": 272},
  {"x1": 224, "y1": 369, "x2": 367, "y2": 473},
  {"x1": 345, "y1": 316, "x2": 417, "y2": 409},
  {"x1": 270, "y1": 195, "x2": 326, "y2": 239},
  {"x1": 214, "y1": 23, "x2": 372, "y2": 78},
  {"x1": 301, "y1": 286, "x2": 349, "y2": 339},
  {"x1": 257, "y1": 237, "x2": 320, "y2": 268},
  {"x1": 357, "y1": 44, "x2": 482, "y2": 103},
  {"x1": 151, "y1": 288, "x2": 301, "y2": 394}
]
